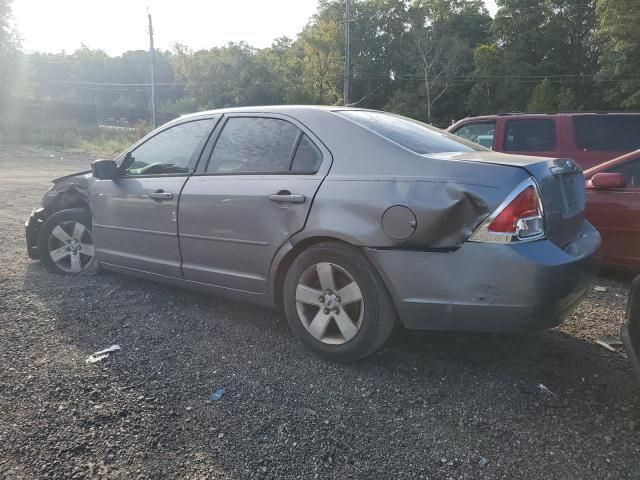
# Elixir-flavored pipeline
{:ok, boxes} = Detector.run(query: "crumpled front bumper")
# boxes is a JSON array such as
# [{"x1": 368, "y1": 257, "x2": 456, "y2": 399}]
[
  {"x1": 365, "y1": 221, "x2": 601, "y2": 333},
  {"x1": 25, "y1": 208, "x2": 47, "y2": 259}
]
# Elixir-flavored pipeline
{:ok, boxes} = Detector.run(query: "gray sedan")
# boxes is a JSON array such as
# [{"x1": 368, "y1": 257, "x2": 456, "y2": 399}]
[{"x1": 25, "y1": 106, "x2": 600, "y2": 362}]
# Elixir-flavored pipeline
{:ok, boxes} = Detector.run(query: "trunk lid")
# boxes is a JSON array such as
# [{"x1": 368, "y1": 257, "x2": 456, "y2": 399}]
[{"x1": 430, "y1": 151, "x2": 586, "y2": 247}]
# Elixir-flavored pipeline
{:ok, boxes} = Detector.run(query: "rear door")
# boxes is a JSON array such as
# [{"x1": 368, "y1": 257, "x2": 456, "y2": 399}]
[
  {"x1": 178, "y1": 114, "x2": 331, "y2": 294},
  {"x1": 91, "y1": 117, "x2": 217, "y2": 277},
  {"x1": 586, "y1": 157, "x2": 640, "y2": 269}
]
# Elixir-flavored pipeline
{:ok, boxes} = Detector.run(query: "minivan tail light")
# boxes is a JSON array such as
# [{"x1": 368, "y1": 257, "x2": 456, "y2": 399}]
[{"x1": 470, "y1": 178, "x2": 545, "y2": 243}]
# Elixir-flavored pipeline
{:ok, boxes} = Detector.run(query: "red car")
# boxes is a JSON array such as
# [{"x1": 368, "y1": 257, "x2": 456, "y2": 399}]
[
  {"x1": 448, "y1": 112, "x2": 640, "y2": 170},
  {"x1": 584, "y1": 150, "x2": 640, "y2": 271}
]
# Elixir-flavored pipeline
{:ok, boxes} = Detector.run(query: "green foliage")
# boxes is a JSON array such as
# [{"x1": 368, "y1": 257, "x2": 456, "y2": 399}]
[
  {"x1": 0, "y1": 0, "x2": 19, "y2": 110},
  {"x1": 527, "y1": 78, "x2": 556, "y2": 112},
  {"x1": 596, "y1": 0, "x2": 640, "y2": 108},
  {"x1": 3, "y1": 0, "x2": 640, "y2": 137}
]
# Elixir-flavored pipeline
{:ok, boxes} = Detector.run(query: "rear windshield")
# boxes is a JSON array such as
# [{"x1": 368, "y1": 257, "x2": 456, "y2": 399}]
[
  {"x1": 573, "y1": 115, "x2": 640, "y2": 151},
  {"x1": 336, "y1": 110, "x2": 484, "y2": 154}
]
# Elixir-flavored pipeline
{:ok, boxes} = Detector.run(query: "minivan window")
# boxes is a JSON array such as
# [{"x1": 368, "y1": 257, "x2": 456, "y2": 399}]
[
  {"x1": 452, "y1": 121, "x2": 496, "y2": 149},
  {"x1": 337, "y1": 110, "x2": 483, "y2": 154},
  {"x1": 126, "y1": 119, "x2": 214, "y2": 176},
  {"x1": 504, "y1": 119, "x2": 557, "y2": 152},
  {"x1": 611, "y1": 159, "x2": 640, "y2": 187},
  {"x1": 574, "y1": 116, "x2": 640, "y2": 151},
  {"x1": 207, "y1": 117, "x2": 300, "y2": 174}
]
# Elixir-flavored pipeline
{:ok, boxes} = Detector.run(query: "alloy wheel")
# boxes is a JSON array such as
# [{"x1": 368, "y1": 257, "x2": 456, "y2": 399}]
[
  {"x1": 47, "y1": 221, "x2": 95, "y2": 273},
  {"x1": 295, "y1": 262, "x2": 364, "y2": 345}
]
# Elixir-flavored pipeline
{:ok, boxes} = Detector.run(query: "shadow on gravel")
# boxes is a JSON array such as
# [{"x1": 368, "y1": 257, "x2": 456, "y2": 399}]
[
  {"x1": 23, "y1": 261, "x2": 633, "y2": 384},
  {"x1": 19, "y1": 261, "x2": 640, "y2": 478}
]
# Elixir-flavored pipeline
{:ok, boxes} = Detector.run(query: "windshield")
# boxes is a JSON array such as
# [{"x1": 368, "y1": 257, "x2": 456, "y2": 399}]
[{"x1": 336, "y1": 110, "x2": 486, "y2": 155}]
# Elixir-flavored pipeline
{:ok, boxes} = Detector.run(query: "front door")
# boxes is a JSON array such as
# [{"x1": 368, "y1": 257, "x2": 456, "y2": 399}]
[
  {"x1": 91, "y1": 117, "x2": 216, "y2": 277},
  {"x1": 586, "y1": 157, "x2": 640, "y2": 269},
  {"x1": 178, "y1": 114, "x2": 330, "y2": 294}
]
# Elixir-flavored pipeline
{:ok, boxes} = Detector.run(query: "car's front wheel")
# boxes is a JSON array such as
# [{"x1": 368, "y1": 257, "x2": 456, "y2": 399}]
[
  {"x1": 37, "y1": 208, "x2": 99, "y2": 275},
  {"x1": 283, "y1": 241, "x2": 396, "y2": 362}
]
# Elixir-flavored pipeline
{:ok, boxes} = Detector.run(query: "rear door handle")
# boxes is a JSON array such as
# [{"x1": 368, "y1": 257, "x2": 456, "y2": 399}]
[
  {"x1": 269, "y1": 192, "x2": 306, "y2": 204},
  {"x1": 149, "y1": 190, "x2": 174, "y2": 201}
]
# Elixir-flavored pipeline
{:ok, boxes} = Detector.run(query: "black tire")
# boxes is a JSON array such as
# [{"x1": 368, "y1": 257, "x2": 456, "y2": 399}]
[
  {"x1": 37, "y1": 208, "x2": 100, "y2": 276},
  {"x1": 283, "y1": 241, "x2": 396, "y2": 363}
]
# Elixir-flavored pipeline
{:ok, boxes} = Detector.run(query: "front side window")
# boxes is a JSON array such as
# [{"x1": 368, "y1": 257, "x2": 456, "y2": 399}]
[
  {"x1": 452, "y1": 121, "x2": 496, "y2": 149},
  {"x1": 207, "y1": 117, "x2": 300, "y2": 174},
  {"x1": 611, "y1": 158, "x2": 640, "y2": 187},
  {"x1": 337, "y1": 110, "x2": 483, "y2": 155},
  {"x1": 504, "y1": 119, "x2": 557, "y2": 152},
  {"x1": 126, "y1": 119, "x2": 214, "y2": 176},
  {"x1": 574, "y1": 115, "x2": 640, "y2": 151}
]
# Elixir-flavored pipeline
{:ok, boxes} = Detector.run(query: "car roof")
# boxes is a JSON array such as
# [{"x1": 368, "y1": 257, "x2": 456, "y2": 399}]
[{"x1": 178, "y1": 105, "x2": 372, "y2": 120}]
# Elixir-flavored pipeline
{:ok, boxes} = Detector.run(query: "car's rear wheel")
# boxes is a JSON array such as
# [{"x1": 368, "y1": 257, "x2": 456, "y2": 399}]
[
  {"x1": 37, "y1": 208, "x2": 99, "y2": 276},
  {"x1": 283, "y1": 241, "x2": 396, "y2": 362}
]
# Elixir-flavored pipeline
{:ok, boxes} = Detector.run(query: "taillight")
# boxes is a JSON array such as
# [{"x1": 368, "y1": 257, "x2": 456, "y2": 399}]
[{"x1": 470, "y1": 178, "x2": 545, "y2": 243}]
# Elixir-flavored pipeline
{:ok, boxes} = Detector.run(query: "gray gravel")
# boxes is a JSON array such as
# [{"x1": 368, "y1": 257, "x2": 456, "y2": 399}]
[{"x1": 1, "y1": 145, "x2": 639, "y2": 479}]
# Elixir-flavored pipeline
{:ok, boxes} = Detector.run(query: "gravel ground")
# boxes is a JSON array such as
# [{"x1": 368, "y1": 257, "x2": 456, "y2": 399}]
[{"x1": 1, "y1": 145, "x2": 639, "y2": 479}]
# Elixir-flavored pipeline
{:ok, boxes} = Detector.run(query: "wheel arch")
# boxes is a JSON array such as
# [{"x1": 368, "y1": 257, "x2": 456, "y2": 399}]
[
  {"x1": 270, "y1": 235, "x2": 359, "y2": 310},
  {"x1": 44, "y1": 186, "x2": 91, "y2": 216}
]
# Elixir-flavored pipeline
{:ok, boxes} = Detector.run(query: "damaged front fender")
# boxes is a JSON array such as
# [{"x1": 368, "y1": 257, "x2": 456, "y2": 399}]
[
  {"x1": 42, "y1": 171, "x2": 92, "y2": 212},
  {"x1": 25, "y1": 171, "x2": 93, "y2": 259}
]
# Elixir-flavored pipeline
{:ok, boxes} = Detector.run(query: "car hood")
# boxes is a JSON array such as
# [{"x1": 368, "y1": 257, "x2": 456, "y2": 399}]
[{"x1": 52, "y1": 170, "x2": 92, "y2": 185}]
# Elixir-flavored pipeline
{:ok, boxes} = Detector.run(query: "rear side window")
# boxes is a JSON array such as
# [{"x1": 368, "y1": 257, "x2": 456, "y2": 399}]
[
  {"x1": 291, "y1": 134, "x2": 323, "y2": 173},
  {"x1": 207, "y1": 117, "x2": 299, "y2": 174},
  {"x1": 337, "y1": 110, "x2": 482, "y2": 154},
  {"x1": 573, "y1": 116, "x2": 640, "y2": 151},
  {"x1": 452, "y1": 121, "x2": 496, "y2": 149},
  {"x1": 504, "y1": 119, "x2": 557, "y2": 151}
]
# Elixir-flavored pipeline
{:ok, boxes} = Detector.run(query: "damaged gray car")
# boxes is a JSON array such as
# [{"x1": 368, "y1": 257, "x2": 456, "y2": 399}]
[{"x1": 26, "y1": 106, "x2": 600, "y2": 362}]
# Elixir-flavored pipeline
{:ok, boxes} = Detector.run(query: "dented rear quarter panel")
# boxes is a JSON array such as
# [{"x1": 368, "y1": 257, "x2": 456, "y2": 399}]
[{"x1": 291, "y1": 110, "x2": 531, "y2": 249}]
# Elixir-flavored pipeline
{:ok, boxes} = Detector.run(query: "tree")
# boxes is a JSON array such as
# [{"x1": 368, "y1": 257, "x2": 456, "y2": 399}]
[
  {"x1": 296, "y1": 0, "x2": 344, "y2": 104},
  {"x1": 596, "y1": 0, "x2": 640, "y2": 108},
  {"x1": 0, "y1": 0, "x2": 20, "y2": 111},
  {"x1": 172, "y1": 42, "x2": 283, "y2": 109},
  {"x1": 476, "y1": 0, "x2": 599, "y2": 113},
  {"x1": 405, "y1": 0, "x2": 491, "y2": 124},
  {"x1": 411, "y1": 28, "x2": 466, "y2": 123},
  {"x1": 528, "y1": 78, "x2": 556, "y2": 112}
]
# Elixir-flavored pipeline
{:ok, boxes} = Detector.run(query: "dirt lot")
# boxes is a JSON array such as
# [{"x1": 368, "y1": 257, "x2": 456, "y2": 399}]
[{"x1": 0, "y1": 145, "x2": 639, "y2": 479}]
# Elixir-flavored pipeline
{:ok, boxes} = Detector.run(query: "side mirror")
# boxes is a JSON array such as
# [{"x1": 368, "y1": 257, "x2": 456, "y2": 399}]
[
  {"x1": 92, "y1": 159, "x2": 119, "y2": 180},
  {"x1": 590, "y1": 172, "x2": 626, "y2": 189}
]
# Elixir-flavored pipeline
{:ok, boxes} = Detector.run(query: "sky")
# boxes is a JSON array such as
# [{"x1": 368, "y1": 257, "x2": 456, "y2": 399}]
[{"x1": 12, "y1": 0, "x2": 499, "y2": 56}]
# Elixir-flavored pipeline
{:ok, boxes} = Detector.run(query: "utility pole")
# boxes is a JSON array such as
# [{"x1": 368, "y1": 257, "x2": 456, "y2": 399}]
[
  {"x1": 343, "y1": 0, "x2": 351, "y2": 106},
  {"x1": 148, "y1": 11, "x2": 157, "y2": 128}
]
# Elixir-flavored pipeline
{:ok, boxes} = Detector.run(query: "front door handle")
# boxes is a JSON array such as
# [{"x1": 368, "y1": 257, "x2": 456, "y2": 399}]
[
  {"x1": 149, "y1": 190, "x2": 174, "y2": 201},
  {"x1": 269, "y1": 192, "x2": 306, "y2": 204}
]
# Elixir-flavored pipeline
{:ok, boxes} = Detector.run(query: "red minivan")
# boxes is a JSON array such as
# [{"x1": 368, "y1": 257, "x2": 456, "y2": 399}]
[{"x1": 448, "y1": 113, "x2": 640, "y2": 170}]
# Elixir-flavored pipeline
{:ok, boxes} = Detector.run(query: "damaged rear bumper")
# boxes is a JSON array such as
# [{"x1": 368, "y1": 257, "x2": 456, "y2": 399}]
[
  {"x1": 365, "y1": 221, "x2": 601, "y2": 333},
  {"x1": 25, "y1": 208, "x2": 47, "y2": 259}
]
